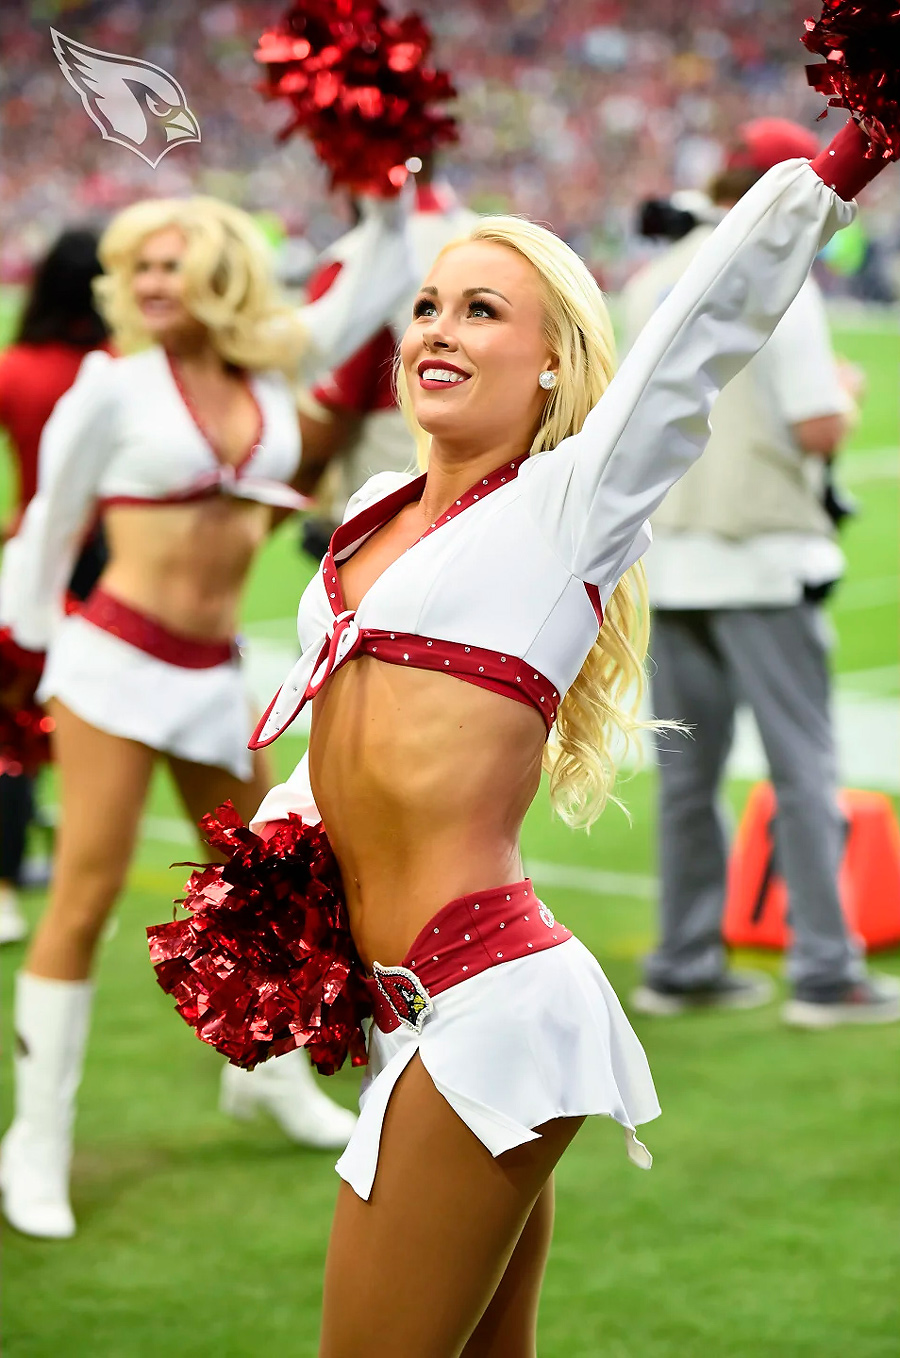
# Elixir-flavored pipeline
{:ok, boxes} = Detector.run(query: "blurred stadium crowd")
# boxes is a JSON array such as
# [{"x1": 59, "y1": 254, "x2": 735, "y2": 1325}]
[{"x1": 1, "y1": 0, "x2": 898, "y2": 290}]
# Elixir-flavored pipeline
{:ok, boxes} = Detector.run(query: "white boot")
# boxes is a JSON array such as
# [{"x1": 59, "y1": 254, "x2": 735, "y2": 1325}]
[
  {"x1": 0, "y1": 885, "x2": 28, "y2": 945},
  {"x1": 0, "y1": 973, "x2": 93, "y2": 1239},
  {"x1": 220, "y1": 1048, "x2": 357, "y2": 1150}
]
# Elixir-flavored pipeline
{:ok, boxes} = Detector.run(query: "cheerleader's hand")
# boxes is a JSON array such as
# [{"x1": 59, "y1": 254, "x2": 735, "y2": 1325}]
[
  {"x1": 810, "y1": 119, "x2": 895, "y2": 200},
  {"x1": 357, "y1": 170, "x2": 417, "y2": 228},
  {"x1": 836, "y1": 357, "x2": 867, "y2": 405}
]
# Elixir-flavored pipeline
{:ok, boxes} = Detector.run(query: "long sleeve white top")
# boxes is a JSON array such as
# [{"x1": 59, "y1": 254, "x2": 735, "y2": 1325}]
[
  {"x1": 0, "y1": 200, "x2": 416, "y2": 653},
  {"x1": 250, "y1": 160, "x2": 855, "y2": 789}
]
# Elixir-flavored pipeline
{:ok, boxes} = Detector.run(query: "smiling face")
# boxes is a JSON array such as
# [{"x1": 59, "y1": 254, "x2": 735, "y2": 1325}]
[
  {"x1": 400, "y1": 240, "x2": 558, "y2": 458},
  {"x1": 130, "y1": 225, "x2": 204, "y2": 347}
]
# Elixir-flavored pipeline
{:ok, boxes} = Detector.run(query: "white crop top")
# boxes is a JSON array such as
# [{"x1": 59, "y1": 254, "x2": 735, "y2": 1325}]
[
  {"x1": 251, "y1": 160, "x2": 854, "y2": 754},
  {"x1": 0, "y1": 199, "x2": 416, "y2": 653}
]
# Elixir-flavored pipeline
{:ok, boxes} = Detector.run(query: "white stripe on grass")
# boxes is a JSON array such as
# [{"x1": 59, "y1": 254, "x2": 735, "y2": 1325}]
[
  {"x1": 836, "y1": 665, "x2": 900, "y2": 697},
  {"x1": 238, "y1": 632, "x2": 900, "y2": 789},
  {"x1": 121, "y1": 811, "x2": 660, "y2": 900},
  {"x1": 841, "y1": 447, "x2": 898, "y2": 484},
  {"x1": 525, "y1": 860, "x2": 657, "y2": 900},
  {"x1": 833, "y1": 575, "x2": 899, "y2": 612},
  {"x1": 829, "y1": 305, "x2": 900, "y2": 334}
]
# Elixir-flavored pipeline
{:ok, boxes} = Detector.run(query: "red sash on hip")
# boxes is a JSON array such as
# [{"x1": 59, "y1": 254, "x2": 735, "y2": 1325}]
[
  {"x1": 366, "y1": 880, "x2": 571, "y2": 1034},
  {"x1": 80, "y1": 589, "x2": 235, "y2": 669}
]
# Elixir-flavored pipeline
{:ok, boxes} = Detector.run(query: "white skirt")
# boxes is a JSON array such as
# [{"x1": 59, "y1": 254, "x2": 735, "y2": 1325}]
[
  {"x1": 39, "y1": 614, "x2": 255, "y2": 780},
  {"x1": 336, "y1": 935, "x2": 660, "y2": 1201}
]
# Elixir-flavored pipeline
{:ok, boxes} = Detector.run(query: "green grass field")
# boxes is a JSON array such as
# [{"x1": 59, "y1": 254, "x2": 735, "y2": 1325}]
[{"x1": 1, "y1": 301, "x2": 898, "y2": 1356}]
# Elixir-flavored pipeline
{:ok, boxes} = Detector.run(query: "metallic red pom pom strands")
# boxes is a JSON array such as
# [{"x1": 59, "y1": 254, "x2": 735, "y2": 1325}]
[
  {"x1": 0, "y1": 627, "x2": 53, "y2": 777},
  {"x1": 0, "y1": 705, "x2": 54, "y2": 778},
  {"x1": 147, "y1": 804, "x2": 371, "y2": 1074},
  {"x1": 255, "y1": 0, "x2": 458, "y2": 194},
  {"x1": 802, "y1": 0, "x2": 900, "y2": 161}
]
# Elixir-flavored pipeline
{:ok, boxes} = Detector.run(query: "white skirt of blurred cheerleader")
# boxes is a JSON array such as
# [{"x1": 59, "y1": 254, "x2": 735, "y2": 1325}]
[
  {"x1": 39, "y1": 614, "x2": 255, "y2": 780},
  {"x1": 336, "y1": 935, "x2": 661, "y2": 1200}
]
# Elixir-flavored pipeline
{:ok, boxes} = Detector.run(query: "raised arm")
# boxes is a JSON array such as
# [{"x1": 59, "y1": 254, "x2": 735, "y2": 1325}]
[
  {"x1": 518, "y1": 147, "x2": 862, "y2": 591},
  {"x1": 0, "y1": 351, "x2": 119, "y2": 655},
  {"x1": 298, "y1": 193, "x2": 416, "y2": 383}
]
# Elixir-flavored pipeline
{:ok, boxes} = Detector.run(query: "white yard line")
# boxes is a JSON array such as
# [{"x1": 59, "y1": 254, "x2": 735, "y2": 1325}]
[
  {"x1": 137, "y1": 814, "x2": 198, "y2": 846},
  {"x1": 836, "y1": 664, "x2": 900, "y2": 696},
  {"x1": 828, "y1": 305, "x2": 900, "y2": 334},
  {"x1": 239, "y1": 635, "x2": 900, "y2": 792},
  {"x1": 117, "y1": 810, "x2": 663, "y2": 901},
  {"x1": 719, "y1": 696, "x2": 899, "y2": 793},
  {"x1": 841, "y1": 447, "x2": 898, "y2": 485},
  {"x1": 525, "y1": 859, "x2": 657, "y2": 900},
  {"x1": 833, "y1": 576, "x2": 899, "y2": 612},
  {"x1": 241, "y1": 618, "x2": 299, "y2": 643}
]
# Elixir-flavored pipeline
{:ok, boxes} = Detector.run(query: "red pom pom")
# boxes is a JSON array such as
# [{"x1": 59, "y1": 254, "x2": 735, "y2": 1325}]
[
  {"x1": 147, "y1": 803, "x2": 370, "y2": 1074},
  {"x1": 255, "y1": 1, "x2": 458, "y2": 194},
  {"x1": 0, "y1": 628, "x2": 52, "y2": 777},
  {"x1": 802, "y1": 0, "x2": 900, "y2": 161},
  {"x1": 0, "y1": 708, "x2": 54, "y2": 778}
]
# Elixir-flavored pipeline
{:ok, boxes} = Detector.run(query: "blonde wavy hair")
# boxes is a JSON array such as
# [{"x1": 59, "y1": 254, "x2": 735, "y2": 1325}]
[
  {"x1": 94, "y1": 197, "x2": 306, "y2": 371},
  {"x1": 398, "y1": 215, "x2": 658, "y2": 829}
]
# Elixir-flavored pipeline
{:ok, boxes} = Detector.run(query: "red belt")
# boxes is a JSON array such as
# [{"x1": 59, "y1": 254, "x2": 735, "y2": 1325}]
[
  {"x1": 80, "y1": 589, "x2": 236, "y2": 669},
  {"x1": 365, "y1": 880, "x2": 571, "y2": 1035}
]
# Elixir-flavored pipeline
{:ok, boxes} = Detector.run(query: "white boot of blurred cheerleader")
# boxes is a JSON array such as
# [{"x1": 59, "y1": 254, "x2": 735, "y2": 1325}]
[
  {"x1": 219, "y1": 1047, "x2": 357, "y2": 1150},
  {"x1": 0, "y1": 973, "x2": 93, "y2": 1239},
  {"x1": 0, "y1": 884, "x2": 28, "y2": 945}
]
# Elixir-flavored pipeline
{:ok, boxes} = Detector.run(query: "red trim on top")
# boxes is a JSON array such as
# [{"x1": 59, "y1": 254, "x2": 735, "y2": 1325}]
[
  {"x1": 98, "y1": 475, "x2": 309, "y2": 515},
  {"x1": 360, "y1": 632, "x2": 559, "y2": 730},
  {"x1": 166, "y1": 352, "x2": 264, "y2": 475},
  {"x1": 248, "y1": 627, "x2": 560, "y2": 747},
  {"x1": 583, "y1": 582, "x2": 604, "y2": 628},
  {"x1": 248, "y1": 455, "x2": 603, "y2": 749},
  {"x1": 365, "y1": 880, "x2": 571, "y2": 1033},
  {"x1": 311, "y1": 325, "x2": 396, "y2": 414},
  {"x1": 328, "y1": 472, "x2": 426, "y2": 584},
  {"x1": 79, "y1": 589, "x2": 235, "y2": 669},
  {"x1": 419, "y1": 458, "x2": 529, "y2": 545},
  {"x1": 327, "y1": 456, "x2": 529, "y2": 604},
  {"x1": 98, "y1": 481, "x2": 224, "y2": 511},
  {"x1": 316, "y1": 454, "x2": 560, "y2": 730},
  {"x1": 305, "y1": 258, "x2": 343, "y2": 303},
  {"x1": 250, "y1": 684, "x2": 296, "y2": 749}
]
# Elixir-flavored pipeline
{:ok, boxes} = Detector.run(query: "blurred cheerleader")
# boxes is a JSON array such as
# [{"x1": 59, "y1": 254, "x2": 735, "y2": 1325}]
[
  {"x1": 0, "y1": 191, "x2": 414, "y2": 1238},
  {"x1": 0, "y1": 227, "x2": 109, "y2": 946}
]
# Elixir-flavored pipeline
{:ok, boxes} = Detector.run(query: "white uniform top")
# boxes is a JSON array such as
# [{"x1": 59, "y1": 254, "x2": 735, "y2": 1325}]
[
  {"x1": 0, "y1": 202, "x2": 416, "y2": 653},
  {"x1": 623, "y1": 225, "x2": 850, "y2": 608},
  {"x1": 250, "y1": 160, "x2": 855, "y2": 760}
]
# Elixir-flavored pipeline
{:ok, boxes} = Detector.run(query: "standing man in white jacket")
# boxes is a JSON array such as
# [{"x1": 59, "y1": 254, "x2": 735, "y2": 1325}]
[{"x1": 623, "y1": 119, "x2": 900, "y2": 1029}]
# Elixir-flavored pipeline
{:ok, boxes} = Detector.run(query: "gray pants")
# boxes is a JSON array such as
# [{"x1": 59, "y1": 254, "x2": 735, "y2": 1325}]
[{"x1": 645, "y1": 605, "x2": 863, "y2": 993}]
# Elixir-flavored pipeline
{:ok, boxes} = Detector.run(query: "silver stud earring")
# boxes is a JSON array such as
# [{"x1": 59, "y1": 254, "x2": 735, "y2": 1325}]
[{"x1": 538, "y1": 371, "x2": 557, "y2": 390}]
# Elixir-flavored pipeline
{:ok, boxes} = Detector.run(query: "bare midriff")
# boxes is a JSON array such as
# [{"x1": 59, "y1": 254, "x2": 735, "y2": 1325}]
[
  {"x1": 308, "y1": 656, "x2": 547, "y2": 969},
  {"x1": 100, "y1": 497, "x2": 271, "y2": 640}
]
